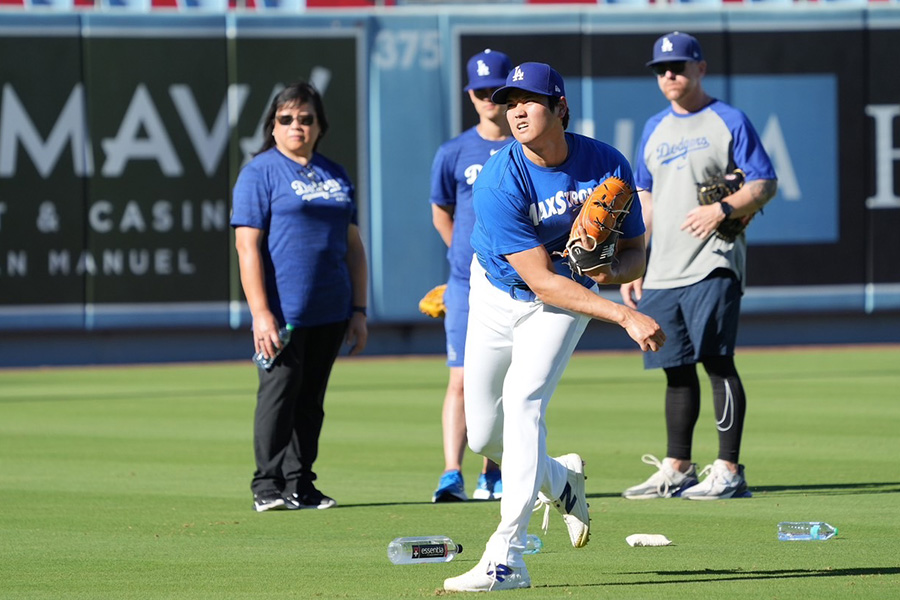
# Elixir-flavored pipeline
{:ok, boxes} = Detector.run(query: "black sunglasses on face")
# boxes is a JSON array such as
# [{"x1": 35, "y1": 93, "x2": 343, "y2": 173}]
[
  {"x1": 276, "y1": 114, "x2": 315, "y2": 126},
  {"x1": 651, "y1": 62, "x2": 687, "y2": 76},
  {"x1": 472, "y1": 87, "x2": 500, "y2": 101}
]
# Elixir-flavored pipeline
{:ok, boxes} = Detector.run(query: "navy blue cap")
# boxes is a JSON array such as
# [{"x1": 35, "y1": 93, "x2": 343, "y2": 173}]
[
  {"x1": 491, "y1": 62, "x2": 565, "y2": 104},
  {"x1": 646, "y1": 32, "x2": 704, "y2": 67},
  {"x1": 464, "y1": 49, "x2": 513, "y2": 91}
]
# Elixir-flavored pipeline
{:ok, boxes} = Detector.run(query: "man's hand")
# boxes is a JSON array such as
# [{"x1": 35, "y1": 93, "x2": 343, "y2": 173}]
[
  {"x1": 620, "y1": 277, "x2": 644, "y2": 310},
  {"x1": 620, "y1": 307, "x2": 665, "y2": 352}
]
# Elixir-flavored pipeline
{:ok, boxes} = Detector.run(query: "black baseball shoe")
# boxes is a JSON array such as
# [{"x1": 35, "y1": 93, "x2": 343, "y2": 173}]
[{"x1": 253, "y1": 491, "x2": 287, "y2": 512}]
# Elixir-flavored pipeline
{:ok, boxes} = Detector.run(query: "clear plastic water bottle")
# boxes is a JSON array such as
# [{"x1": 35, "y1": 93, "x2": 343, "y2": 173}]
[
  {"x1": 523, "y1": 533, "x2": 543, "y2": 554},
  {"x1": 252, "y1": 324, "x2": 293, "y2": 371},
  {"x1": 777, "y1": 522, "x2": 838, "y2": 541},
  {"x1": 387, "y1": 536, "x2": 463, "y2": 564}
]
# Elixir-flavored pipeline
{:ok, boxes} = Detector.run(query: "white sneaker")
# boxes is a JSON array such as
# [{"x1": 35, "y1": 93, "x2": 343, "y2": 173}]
[
  {"x1": 680, "y1": 459, "x2": 751, "y2": 500},
  {"x1": 534, "y1": 453, "x2": 590, "y2": 548},
  {"x1": 443, "y1": 560, "x2": 531, "y2": 592},
  {"x1": 622, "y1": 454, "x2": 699, "y2": 500}
]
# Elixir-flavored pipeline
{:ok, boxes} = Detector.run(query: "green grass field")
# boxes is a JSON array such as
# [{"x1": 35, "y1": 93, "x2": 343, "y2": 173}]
[{"x1": 1, "y1": 345, "x2": 899, "y2": 599}]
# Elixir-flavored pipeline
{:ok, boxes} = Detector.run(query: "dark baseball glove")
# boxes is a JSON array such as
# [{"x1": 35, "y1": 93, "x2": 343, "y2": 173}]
[
  {"x1": 418, "y1": 284, "x2": 447, "y2": 318},
  {"x1": 561, "y1": 176, "x2": 634, "y2": 276},
  {"x1": 697, "y1": 169, "x2": 750, "y2": 242}
]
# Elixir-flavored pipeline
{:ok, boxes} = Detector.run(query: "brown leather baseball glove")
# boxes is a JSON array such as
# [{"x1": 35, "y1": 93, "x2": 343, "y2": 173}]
[{"x1": 562, "y1": 176, "x2": 634, "y2": 276}]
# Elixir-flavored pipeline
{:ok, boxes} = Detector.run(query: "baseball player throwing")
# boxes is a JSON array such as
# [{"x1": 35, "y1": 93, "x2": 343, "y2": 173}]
[{"x1": 443, "y1": 62, "x2": 665, "y2": 593}]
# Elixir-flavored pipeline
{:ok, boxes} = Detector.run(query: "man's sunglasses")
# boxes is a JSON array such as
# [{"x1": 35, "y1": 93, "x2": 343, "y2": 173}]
[
  {"x1": 651, "y1": 62, "x2": 687, "y2": 76},
  {"x1": 276, "y1": 114, "x2": 316, "y2": 126},
  {"x1": 472, "y1": 87, "x2": 500, "y2": 101}
]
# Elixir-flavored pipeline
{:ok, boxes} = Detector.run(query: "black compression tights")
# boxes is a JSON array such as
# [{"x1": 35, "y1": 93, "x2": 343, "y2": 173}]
[{"x1": 664, "y1": 356, "x2": 746, "y2": 464}]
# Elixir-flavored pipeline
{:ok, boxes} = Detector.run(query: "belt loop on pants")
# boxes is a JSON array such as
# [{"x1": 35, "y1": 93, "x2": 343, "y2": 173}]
[{"x1": 484, "y1": 272, "x2": 537, "y2": 302}]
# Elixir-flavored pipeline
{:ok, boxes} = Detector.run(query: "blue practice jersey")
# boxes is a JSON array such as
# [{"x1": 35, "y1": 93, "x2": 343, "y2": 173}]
[
  {"x1": 471, "y1": 132, "x2": 644, "y2": 291},
  {"x1": 231, "y1": 147, "x2": 357, "y2": 327},
  {"x1": 430, "y1": 127, "x2": 512, "y2": 280}
]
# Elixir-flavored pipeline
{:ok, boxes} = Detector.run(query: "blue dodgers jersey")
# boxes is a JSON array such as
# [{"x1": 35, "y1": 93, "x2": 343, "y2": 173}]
[
  {"x1": 230, "y1": 147, "x2": 357, "y2": 327},
  {"x1": 471, "y1": 132, "x2": 644, "y2": 291},
  {"x1": 430, "y1": 127, "x2": 512, "y2": 280}
]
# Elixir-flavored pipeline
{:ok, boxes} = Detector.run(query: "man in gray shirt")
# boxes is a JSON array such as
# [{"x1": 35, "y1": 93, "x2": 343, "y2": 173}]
[{"x1": 620, "y1": 32, "x2": 778, "y2": 500}]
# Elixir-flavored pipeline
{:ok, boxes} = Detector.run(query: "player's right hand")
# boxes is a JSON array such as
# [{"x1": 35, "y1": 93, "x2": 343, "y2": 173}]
[{"x1": 621, "y1": 308, "x2": 665, "y2": 352}]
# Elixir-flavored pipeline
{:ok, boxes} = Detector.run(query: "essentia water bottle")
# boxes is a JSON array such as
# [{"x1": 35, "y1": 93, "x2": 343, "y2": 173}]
[
  {"x1": 387, "y1": 536, "x2": 463, "y2": 564},
  {"x1": 777, "y1": 522, "x2": 838, "y2": 541}
]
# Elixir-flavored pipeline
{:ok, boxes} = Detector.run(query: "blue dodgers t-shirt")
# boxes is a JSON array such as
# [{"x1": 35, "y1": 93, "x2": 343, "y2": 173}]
[
  {"x1": 231, "y1": 147, "x2": 357, "y2": 327},
  {"x1": 471, "y1": 132, "x2": 644, "y2": 291},
  {"x1": 430, "y1": 126, "x2": 512, "y2": 281}
]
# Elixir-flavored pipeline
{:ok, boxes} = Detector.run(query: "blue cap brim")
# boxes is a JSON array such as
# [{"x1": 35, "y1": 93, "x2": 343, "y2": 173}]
[
  {"x1": 464, "y1": 76, "x2": 509, "y2": 92},
  {"x1": 645, "y1": 57, "x2": 692, "y2": 67}
]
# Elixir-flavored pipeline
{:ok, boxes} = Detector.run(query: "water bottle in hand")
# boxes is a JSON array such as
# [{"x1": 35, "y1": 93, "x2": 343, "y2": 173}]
[
  {"x1": 777, "y1": 522, "x2": 837, "y2": 541},
  {"x1": 252, "y1": 324, "x2": 293, "y2": 371},
  {"x1": 387, "y1": 536, "x2": 462, "y2": 564}
]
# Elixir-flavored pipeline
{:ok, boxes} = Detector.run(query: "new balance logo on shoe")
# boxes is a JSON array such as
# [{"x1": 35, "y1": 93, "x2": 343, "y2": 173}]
[
  {"x1": 487, "y1": 564, "x2": 513, "y2": 582},
  {"x1": 559, "y1": 482, "x2": 577, "y2": 514}
]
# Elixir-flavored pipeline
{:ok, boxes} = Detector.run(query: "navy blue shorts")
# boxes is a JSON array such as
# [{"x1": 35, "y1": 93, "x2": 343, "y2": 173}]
[
  {"x1": 639, "y1": 269, "x2": 742, "y2": 370},
  {"x1": 443, "y1": 273, "x2": 469, "y2": 367}
]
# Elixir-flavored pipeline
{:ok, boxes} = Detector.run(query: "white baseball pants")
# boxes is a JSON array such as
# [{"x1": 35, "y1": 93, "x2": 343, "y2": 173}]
[{"x1": 464, "y1": 259, "x2": 593, "y2": 568}]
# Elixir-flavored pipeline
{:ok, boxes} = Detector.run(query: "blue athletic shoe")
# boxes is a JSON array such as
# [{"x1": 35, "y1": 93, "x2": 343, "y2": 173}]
[
  {"x1": 432, "y1": 470, "x2": 468, "y2": 503},
  {"x1": 473, "y1": 470, "x2": 503, "y2": 500}
]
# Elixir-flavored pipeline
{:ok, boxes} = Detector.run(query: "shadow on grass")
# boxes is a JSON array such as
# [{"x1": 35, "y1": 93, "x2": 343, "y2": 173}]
[
  {"x1": 587, "y1": 481, "x2": 900, "y2": 500},
  {"x1": 578, "y1": 566, "x2": 900, "y2": 586}
]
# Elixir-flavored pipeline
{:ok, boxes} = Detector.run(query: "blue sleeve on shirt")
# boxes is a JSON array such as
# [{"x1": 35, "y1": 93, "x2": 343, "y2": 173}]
[
  {"x1": 710, "y1": 102, "x2": 777, "y2": 182},
  {"x1": 231, "y1": 160, "x2": 272, "y2": 230}
]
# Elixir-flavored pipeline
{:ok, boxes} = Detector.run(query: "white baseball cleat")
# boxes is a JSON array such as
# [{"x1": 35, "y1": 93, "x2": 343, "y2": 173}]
[
  {"x1": 443, "y1": 560, "x2": 531, "y2": 592},
  {"x1": 535, "y1": 453, "x2": 590, "y2": 548}
]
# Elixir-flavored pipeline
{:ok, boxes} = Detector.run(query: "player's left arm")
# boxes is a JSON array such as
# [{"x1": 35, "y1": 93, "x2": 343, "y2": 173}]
[{"x1": 345, "y1": 223, "x2": 368, "y2": 355}]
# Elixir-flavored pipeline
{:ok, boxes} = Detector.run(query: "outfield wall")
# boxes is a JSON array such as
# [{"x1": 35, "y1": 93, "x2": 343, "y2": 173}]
[{"x1": 1, "y1": 6, "x2": 899, "y2": 364}]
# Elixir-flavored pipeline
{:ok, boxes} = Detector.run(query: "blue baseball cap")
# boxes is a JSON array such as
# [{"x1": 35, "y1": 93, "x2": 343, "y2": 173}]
[
  {"x1": 464, "y1": 49, "x2": 513, "y2": 91},
  {"x1": 491, "y1": 62, "x2": 566, "y2": 104},
  {"x1": 646, "y1": 32, "x2": 704, "y2": 66}
]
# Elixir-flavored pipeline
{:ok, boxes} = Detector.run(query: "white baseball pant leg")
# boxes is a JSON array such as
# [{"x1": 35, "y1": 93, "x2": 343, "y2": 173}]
[{"x1": 464, "y1": 259, "x2": 592, "y2": 568}]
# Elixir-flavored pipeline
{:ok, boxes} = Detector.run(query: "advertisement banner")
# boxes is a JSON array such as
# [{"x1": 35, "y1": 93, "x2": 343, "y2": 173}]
[{"x1": 0, "y1": 15, "x2": 363, "y2": 329}]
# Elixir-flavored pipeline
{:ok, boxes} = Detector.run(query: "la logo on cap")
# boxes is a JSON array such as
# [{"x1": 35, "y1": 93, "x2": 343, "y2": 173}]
[
  {"x1": 476, "y1": 60, "x2": 491, "y2": 77},
  {"x1": 661, "y1": 37, "x2": 674, "y2": 53},
  {"x1": 512, "y1": 66, "x2": 525, "y2": 82}
]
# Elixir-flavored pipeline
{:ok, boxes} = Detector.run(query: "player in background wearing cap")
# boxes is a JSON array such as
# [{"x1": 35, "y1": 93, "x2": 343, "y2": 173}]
[
  {"x1": 443, "y1": 62, "x2": 665, "y2": 593},
  {"x1": 429, "y1": 49, "x2": 512, "y2": 504},
  {"x1": 620, "y1": 32, "x2": 777, "y2": 500}
]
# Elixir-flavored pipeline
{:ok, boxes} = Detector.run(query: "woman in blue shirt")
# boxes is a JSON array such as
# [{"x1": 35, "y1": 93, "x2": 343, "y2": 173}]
[{"x1": 231, "y1": 82, "x2": 368, "y2": 513}]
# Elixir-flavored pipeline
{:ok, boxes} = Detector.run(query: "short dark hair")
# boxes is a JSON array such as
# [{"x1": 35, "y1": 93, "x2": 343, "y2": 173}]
[
  {"x1": 256, "y1": 81, "x2": 329, "y2": 155},
  {"x1": 547, "y1": 96, "x2": 569, "y2": 130}
]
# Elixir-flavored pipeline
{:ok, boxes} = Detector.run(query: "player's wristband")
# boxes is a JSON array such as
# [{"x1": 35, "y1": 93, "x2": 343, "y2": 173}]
[
  {"x1": 720, "y1": 201, "x2": 734, "y2": 219},
  {"x1": 352, "y1": 306, "x2": 367, "y2": 316}
]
